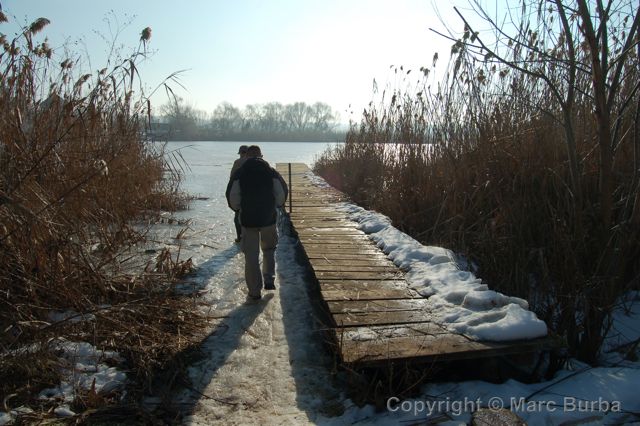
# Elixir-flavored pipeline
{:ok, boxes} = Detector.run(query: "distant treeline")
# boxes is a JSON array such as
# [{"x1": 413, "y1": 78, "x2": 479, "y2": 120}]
[{"x1": 150, "y1": 99, "x2": 345, "y2": 141}]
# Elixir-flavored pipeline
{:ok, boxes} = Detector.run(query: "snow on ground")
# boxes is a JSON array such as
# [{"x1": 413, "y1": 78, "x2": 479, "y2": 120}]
[
  {"x1": 0, "y1": 338, "x2": 127, "y2": 424},
  {"x1": 601, "y1": 291, "x2": 640, "y2": 367},
  {"x1": 36, "y1": 339, "x2": 126, "y2": 418},
  {"x1": 335, "y1": 201, "x2": 548, "y2": 342},
  {"x1": 322, "y1": 363, "x2": 640, "y2": 425},
  {"x1": 174, "y1": 216, "x2": 347, "y2": 425}
]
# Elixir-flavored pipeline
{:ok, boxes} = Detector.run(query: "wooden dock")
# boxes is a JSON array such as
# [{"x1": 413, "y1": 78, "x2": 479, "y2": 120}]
[{"x1": 276, "y1": 163, "x2": 550, "y2": 367}]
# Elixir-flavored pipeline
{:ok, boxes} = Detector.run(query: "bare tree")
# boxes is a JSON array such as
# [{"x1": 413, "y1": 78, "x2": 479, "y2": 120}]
[
  {"x1": 160, "y1": 96, "x2": 203, "y2": 139},
  {"x1": 285, "y1": 102, "x2": 312, "y2": 132},
  {"x1": 441, "y1": 0, "x2": 640, "y2": 361},
  {"x1": 210, "y1": 101, "x2": 243, "y2": 136}
]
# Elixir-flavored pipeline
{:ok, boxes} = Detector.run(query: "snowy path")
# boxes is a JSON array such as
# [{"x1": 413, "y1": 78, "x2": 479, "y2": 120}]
[{"x1": 175, "y1": 221, "x2": 346, "y2": 425}]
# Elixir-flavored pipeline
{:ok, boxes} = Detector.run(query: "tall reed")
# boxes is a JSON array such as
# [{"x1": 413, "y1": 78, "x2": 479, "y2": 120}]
[{"x1": 0, "y1": 15, "x2": 202, "y2": 414}]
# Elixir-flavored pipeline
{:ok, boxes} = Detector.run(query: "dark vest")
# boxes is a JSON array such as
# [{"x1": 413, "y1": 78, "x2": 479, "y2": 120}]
[{"x1": 237, "y1": 158, "x2": 278, "y2": 227}]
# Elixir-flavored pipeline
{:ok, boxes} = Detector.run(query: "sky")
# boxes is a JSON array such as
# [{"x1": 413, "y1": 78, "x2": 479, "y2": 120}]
[{"x1": 2, "y1": 0, "x2": 489, "y2": 122}]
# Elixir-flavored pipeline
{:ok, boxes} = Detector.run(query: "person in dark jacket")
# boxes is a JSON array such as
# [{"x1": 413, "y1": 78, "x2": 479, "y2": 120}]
[
  {"x1": 226, "y1": 145, "x2": 288, "y2": 303},
  {"x1": 230, "y1": 145, "x2": 248, "y2": 242}
]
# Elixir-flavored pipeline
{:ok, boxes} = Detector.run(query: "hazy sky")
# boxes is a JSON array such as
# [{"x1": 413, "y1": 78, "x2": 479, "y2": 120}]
[{"x1": 3, "y1": 0, "x2": 485, "y2": 121}]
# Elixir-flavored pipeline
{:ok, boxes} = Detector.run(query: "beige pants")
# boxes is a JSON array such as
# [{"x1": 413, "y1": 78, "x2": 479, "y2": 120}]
[{"x1": 241, "y1": 224, "x2": 278, "y2": 297}]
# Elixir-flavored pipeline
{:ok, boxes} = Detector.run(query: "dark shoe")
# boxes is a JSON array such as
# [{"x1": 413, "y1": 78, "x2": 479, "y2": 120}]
[
  {"x1": 264, "y1": 282, "x2": 276, "y2": 290},
  {"x1": 245, "y1": 294, "x2": 262, "y2": 304}
]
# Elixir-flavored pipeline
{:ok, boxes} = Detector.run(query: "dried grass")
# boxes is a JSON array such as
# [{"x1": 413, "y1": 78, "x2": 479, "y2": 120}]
[{"x1": 0, "y1": 16, "x2": 207, "y2": 420}]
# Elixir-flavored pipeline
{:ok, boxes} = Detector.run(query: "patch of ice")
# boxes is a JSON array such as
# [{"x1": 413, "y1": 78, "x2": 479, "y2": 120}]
[
  {"x1": 48, "y1": 310, "x2": 96, "y2": 324},
  {"x1": 0, "y1": 406, "x2": 37, "y2": 425},
  {"x1": 601, "y1": 291, "x2": 640, "y2": 366},
  {"x1": 343, "y1": 328, "x2": 378, "y2": 341},
  {"x1": 38, "y1": 339, "x2": 126, "y2": 404},
  {"x1": 306, "y1": 171, "x2": 333, "y2": 188},
  {"x1": 0, "y1": 413, "x2": 12, "y2": 425},
  {"x1": 54, "y1": 405, "x2": 76, "y2": 417}
]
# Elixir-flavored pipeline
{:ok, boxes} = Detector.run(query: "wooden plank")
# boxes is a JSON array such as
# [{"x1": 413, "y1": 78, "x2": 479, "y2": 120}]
[
  {"x1": 291, "y1": 215, "x2": 346, "y2": 218},
  {"x1": 322, "y1": 288, "x2": 418, "y2": 301},
  {"x1": 336, "y1": 322, "x2": 449, "y2": 339},
  {"x1": 305, "y1": 253, "x2": 390, "y2": 261},
  {"x1": 308, "y1": 258, "x2": 396, "y2": 267},
  {"x1": 296, "y1": 235, "x2": 371, "y2": 242},
  {"x1": 303, "y1": 247, "x2": 381, "y2": 255},
  {"x1": 301, "y1": 240, "x2": 377, "y2": 248},
  {"x1": 305, "y1": 252, "x2": 388, "y2": 259},
  {"x1": 297, "y1": 226, "x2": 361, "y2": 232},
  {"x1": 298, "y1": 233, "x2": 367, "y2": 239},
  {"x1": 338, "y1": 331, "x2": 552, "y2": 365},
  {"x1": 289, "y1": 208, "x2": 344, "y2": 212},
  {"x1": 317, "y1": 279, "x2": 407, "y2": 289},
  {"x1": 289, "y1": 196, "x2": 337, "y2": 199},
  {"x1": 298, "y1": 238, "x2": 370, "y2": 244},
  {"x1": 292, "y1": 219, "x2": 357, "y2": 225},
  {"x1": 339, "y1": 333, "x2": 474, "y2": 364},
  {"x1": 291, "y1": 217, "x2": 348, "y2": 222},
  {"x1": 298, "y1": 230, "x2": 366, "y2": 236},
  {"x1": 311, "y1": 264, "x2": 398, "y2": 273},
  {"x1": 314, "y1": 270, "x2": 404, "y2": 280},
  {"x1": 300, "y1": 236, "x2": 372, "y2": 243},
  {"x1": 302, "y1": 244, "x2": 380, "y2": 252},
  {"x1": 289, "y1": 207, "x2": 341, "y2": 212},
  {"x1": 327, "y1": 298, "x2": 431, "y2": 314},
  {"x1": 289, "y1": 201, "x2": 332, "y2": 205},
  {"x1": 334, "y1": 309, "x2": 437, "y2": 327}
]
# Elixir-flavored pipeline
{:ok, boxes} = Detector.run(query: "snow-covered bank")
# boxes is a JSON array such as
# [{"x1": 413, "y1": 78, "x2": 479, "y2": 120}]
[
  {"x1": 323, "y1": 363, "x2": 640, "y2": 425},
  {"x1": 336, "y1": 201, "x2": 547, "y2": 342},
  {"x1": 37, "y1": 339, "x2": 126, "y2": 405},
  {"x1": 0, "y1": 339, "x2": 127, "y2": 424}
]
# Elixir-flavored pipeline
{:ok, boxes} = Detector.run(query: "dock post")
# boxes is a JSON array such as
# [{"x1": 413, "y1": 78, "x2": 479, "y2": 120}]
[{"x1": 288, "y1": 163, "x2": 292, "y2": 213}]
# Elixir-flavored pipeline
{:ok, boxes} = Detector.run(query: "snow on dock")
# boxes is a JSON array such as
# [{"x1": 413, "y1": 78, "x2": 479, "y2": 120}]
[{"x1": 276, "y1": 163, "x2": 551, "y2": 367}]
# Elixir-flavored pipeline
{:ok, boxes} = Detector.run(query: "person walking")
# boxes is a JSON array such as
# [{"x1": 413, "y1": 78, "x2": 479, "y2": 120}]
[
  {"x1": 230, "y1": 145, "x2": 248, "y2": 242},
  {"x1": 226, "y1": 145, "x2": 288, "y2": 303}
]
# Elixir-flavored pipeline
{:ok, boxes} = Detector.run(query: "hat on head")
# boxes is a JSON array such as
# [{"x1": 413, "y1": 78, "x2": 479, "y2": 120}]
[
  {"x1": 238, "y1": 145, "x2": 249, "y2": 154},
  {"x1": 246, "y1": 145, "x2": 262, "y2": 158}
]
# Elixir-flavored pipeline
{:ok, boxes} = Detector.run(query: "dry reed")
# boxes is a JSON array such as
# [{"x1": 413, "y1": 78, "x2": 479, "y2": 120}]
[{"x1": 0, "y1": 15, "x2": 207, "y2": 420}]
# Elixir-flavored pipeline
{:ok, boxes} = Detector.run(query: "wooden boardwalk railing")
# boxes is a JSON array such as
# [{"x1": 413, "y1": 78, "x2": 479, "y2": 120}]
[{"x1": 276, "y1": 163, "x2": 550, "y2": 367}]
